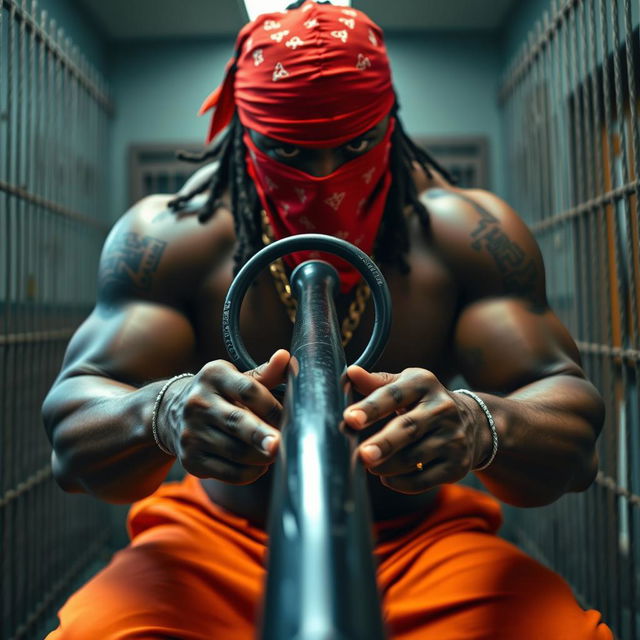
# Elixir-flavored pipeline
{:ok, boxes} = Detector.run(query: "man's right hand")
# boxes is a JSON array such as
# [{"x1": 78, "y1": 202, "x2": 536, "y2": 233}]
[{"x1": 157, "y1": 349, "x2": 290, "y2": 484}]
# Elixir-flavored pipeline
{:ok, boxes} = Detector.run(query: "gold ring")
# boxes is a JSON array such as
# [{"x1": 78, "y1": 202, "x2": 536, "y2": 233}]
[{"x1": 416, "y1": 461, "x2": 424, "y2": 471}]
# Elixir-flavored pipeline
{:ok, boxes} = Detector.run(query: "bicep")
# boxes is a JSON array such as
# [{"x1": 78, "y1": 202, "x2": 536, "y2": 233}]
[
  {"x1": 453, "y1": 297, "x2": 583, "y2": 393},
  {"x1": 43, "y1": 300, "x2": 196, "y2": 442},
  {"x1": 60, "y1": 301, "x2": 197, "y2": 386}
]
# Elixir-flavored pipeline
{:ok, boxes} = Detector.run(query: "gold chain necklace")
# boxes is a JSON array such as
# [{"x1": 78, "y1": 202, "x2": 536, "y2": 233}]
[{"x1": 260, "y1": 210, "x2": 371, "y2": 347}]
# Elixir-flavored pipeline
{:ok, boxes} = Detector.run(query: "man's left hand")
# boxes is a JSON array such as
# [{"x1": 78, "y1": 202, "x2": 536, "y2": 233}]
[{"x1": 343, "y1": 366, "x2": 492, "y2": 494}]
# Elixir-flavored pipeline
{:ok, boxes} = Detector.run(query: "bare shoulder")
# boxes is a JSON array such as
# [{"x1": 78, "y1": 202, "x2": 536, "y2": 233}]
[
  {"x1": 419, "y1": 186, "x2": 548, "y2": 310},
  {"x1": 98, "y1": 186, "x2": 233, "y2": 308}
]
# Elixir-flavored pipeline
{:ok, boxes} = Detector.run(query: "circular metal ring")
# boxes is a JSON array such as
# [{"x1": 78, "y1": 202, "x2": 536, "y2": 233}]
[{"x1": 222, "y1": 234, "x2": 392, "y2": 372}]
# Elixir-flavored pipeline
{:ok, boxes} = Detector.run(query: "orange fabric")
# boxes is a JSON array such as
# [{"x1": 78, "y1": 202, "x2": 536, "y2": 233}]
[{"x1": 47, "y1": 475, "x2": 612, "y2": 640}]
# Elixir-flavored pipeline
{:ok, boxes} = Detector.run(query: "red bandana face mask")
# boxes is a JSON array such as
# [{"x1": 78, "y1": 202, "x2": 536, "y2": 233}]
[{"x1": 244, "y1": 118, "x2": 395, "y2": 293}]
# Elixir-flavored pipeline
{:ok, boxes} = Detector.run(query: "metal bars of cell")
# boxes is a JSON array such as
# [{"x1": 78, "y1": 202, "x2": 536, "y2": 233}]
[
  {"x1": 0, "y1": 1, "x2": 112, "y2": 638},
  {"x1": 500, "y1": 0, "x2": 640, "y2": 637}
]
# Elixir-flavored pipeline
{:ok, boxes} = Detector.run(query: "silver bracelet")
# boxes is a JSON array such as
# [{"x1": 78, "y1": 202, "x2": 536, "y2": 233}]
[
  {"x1": 453, "y1": 389, "x2": 498, "y2": 471},
  {"x1": 151, "y1": 373, "x2": 194, "y2": 456}
]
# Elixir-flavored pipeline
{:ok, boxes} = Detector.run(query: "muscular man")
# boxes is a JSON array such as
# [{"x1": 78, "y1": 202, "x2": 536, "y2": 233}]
[{"x1": 44, "y1": 2, "x2": 612, "y2": 638}]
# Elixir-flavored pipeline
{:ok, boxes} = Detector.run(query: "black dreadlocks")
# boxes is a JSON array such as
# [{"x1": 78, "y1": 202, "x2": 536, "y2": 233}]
[{"x1": 170, "y1": 104, "x2": 454, "y2": 278}]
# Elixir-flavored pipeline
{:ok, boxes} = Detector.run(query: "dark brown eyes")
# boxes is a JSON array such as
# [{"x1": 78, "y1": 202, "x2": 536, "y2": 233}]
[
  {"x1": 273, "y1": 138, "x2": 371, "y2": 159},
  {"x1": 274, "y1": 146, "x2": 300, "y2": 159},
  {"x1": 345, "y1": 139, "x2": 369, "y2": 153}
]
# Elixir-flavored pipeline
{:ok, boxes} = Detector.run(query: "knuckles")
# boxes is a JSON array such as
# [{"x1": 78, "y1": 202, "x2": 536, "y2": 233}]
[
  {"x1": 178, "y1": 426, "x2": 200, "y2": 454},
  {"x1": 436, "y1": 394, "x2": 458, "y2": 416},
  {"x1": 198, "y1": 360, "x2": 261, "y2": 404},
  {"x1": 235, "y1": 377, "x2": 258, "y2": 404},
  {"x1": 225, "y1": 408, "x2": 244, "y2": 433},
  {"x1": 402, "y1": 367, "x2": 436, "y2": 389},
  {"x1": 182, "y1": 392, "x2": 211, "y2": 420},
  {"x1": 399, "y1": 413, "x2": 420, "y2": 439},
  {"x1": 201, "y1": 359, "x2": 235, "y2": 383}
]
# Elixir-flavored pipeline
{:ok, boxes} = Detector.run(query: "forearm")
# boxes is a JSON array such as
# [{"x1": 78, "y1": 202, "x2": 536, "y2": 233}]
[
  {"x1": 43, "y1": 375, "x2": 175, "y2": 504},
  {"x1": 473, "y1": 374, "x2": 604, "y2": 507}
]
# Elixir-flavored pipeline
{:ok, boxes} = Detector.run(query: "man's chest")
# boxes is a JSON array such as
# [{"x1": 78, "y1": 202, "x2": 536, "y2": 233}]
[{"x1": 189, "y1": 242, "x2": 460, "y2": 381}]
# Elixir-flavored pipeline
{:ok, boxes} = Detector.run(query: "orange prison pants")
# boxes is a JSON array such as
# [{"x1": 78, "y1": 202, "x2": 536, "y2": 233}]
[{"x1": 47, "y1": 475, "x2": 612, "y2": 639}]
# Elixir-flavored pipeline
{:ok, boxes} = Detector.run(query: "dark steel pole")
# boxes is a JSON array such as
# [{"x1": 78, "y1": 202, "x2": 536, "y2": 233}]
[{"x1": 259, "y1": 260, "x2": 386, "y2": 640}]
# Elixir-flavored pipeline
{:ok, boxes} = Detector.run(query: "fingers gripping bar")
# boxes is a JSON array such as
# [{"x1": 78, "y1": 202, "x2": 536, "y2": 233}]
[{"x1": 222, "y1": 234, "x2": 392, "y2": 640}]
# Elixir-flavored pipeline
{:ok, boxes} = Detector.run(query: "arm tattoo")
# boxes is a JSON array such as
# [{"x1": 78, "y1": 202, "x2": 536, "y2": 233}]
[
  {"x1": 428, "y1": 190, "x2": 542, "y2": 309},
  {"x1": 100, "y1": 231, "x2": 167, "y2": 296}
]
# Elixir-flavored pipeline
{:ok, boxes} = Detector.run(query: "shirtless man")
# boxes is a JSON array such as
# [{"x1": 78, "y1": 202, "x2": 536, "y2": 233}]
[{"x1": 44, "y1": 2, "x2": 612, "y2": 638}]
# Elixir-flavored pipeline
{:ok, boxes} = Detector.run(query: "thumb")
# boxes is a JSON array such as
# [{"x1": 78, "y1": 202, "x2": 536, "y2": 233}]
[
  {"x1": 248, "y1": 349, "x2": 291, "y2": 389},
  {"x1": 346, "y1": 365, "x2": 398, "y2": 395}
]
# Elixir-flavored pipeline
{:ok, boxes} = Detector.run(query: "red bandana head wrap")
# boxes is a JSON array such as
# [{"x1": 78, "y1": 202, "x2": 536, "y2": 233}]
[{"x1": 199, "y1": 1, "x2": 396, "y2": 292}]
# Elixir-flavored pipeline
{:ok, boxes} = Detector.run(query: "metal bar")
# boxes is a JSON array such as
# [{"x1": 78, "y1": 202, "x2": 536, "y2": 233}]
[
  {"x1": 540, "y1": 14, "x2": 554, "y2": 224},
  {"x1": 261, "y1": 261, "x2": 385, "y2": 640},
  {"x1": 565, "y1": 3, "x2": 580, "y2": 584},
  {"x1": 26, "y1": 0, "x2": 39, "y2": 618},
  {"x1": 44, "y1": 13, "x2": 56, "y2": 628},
  {"x1": 586, "y1": 0, "x2": 606, "y2": 607},
  {"x1": 0, "y1": 466, "x2": 51, "y2": 510},
  {"x1": 530, "y1": 28, "x2": 542, "y2": 226},
  {"x1": 1, "y1": 2, "x2": 9, "y2": 634},
  {"x1": 0, "y1": 327, "x2": 77, "y2": 347},
  {"x1": 573, "y1": 0, "x2": 592, "y2": 593},
  {"x1": 0, "y1": 179, "x2": 109, "y2": 230},
  {"x1": 600, "y1": 0, "x2": 624, "y2": 627},
  {"x1": 596, "y1": 471, "x2": 640, "y2": 507},
  {"x1": 51, "y1": 18, "x2": 65, "y2": 632},
  {"x1": 609, "y1": 2, "x2": 634, "y2": 630},
  {"x1": 35, "y1": 10, "x2": 48, "y2": 625},
  {"x1": 621, "y1": 0, "x2": 640, "y2": 344},
  {"x1": 546, "y1": 0, "x2": 565, "y2": 321},
  {"x1": 570, "y1": 0, "x2": 588, "y2": 344},
  {"x1": 527, "y1": 27, "x2": 536, "y2": 222},
  {"x1": 611, "y1": 0, "x2": 635, "y2": 633},
  {"x1": 15, "y1": 1, "x2": 26, "y2": 627},
  {"x1": 620, "y1": 0, "x2": 640, "y2": 632},
  {"x1": 531, "y1": 173, "x2": 640, "y2": 231},
  {"x1": 3, "y1": 4, "x2": 17, "y2": 632}
]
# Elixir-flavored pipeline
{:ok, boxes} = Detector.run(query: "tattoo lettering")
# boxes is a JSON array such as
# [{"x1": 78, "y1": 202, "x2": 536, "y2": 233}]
[
  {"x1": 457, "y1": 193, "x2": 541, "y2": 306},
  {"x1": 101, "y1": 231, "x2": 167, "y2": 296},
  {"x1": 425, "y1": 190, "x2": 546, "y2": 312}
]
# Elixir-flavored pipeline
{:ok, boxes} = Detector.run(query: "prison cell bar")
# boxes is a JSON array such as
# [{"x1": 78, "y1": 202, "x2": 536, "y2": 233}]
[
  {"x1": 0, "y1": 1, "x2": 112, "y2": 637},
  {"x1": 499, "y1": 0, "x2": 640, "y2": 636}
]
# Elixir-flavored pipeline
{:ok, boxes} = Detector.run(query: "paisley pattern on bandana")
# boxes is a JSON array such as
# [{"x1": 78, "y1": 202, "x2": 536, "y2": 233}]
[{"x1": 199, "y1": 1, "x2": 395, "y2": 147}]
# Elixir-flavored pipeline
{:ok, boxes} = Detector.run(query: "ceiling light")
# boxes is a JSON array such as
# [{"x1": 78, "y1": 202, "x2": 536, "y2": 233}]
[{"x1": 242, "y1": 0, "x2": 351, "y2": 22}]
